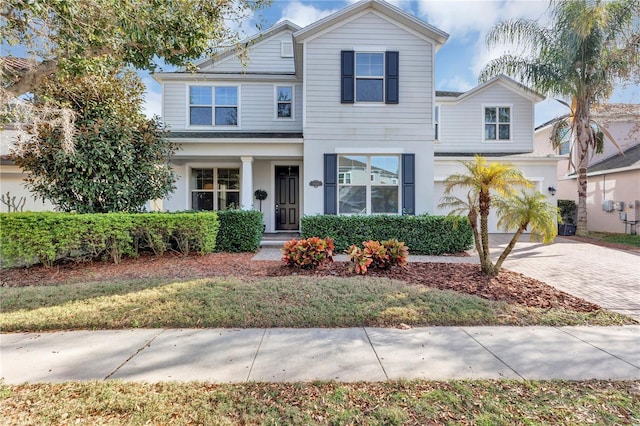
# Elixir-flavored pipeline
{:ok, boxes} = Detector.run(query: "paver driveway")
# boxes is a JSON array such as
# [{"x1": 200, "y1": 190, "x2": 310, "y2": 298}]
[{"x1": 490, "y1": 235, "x2": 640, "y2": 321}]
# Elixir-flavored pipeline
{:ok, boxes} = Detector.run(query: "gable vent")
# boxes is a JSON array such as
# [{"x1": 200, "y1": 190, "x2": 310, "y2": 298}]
[{"x1": 281, "y1": 41, "x2": 293, "y2": 58}]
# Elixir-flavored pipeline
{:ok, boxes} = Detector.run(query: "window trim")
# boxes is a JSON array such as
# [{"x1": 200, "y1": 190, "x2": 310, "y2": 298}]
[
  {"x1": 187, "y1": 84, "x2": 240, "y2": 129},
  {"x1": 482, "y1": 104, "x2": 512, "y2": 142},
  {"x1": 337, "y1": 154, "x2": 401, "y2": 215},
  {"x1": 273, "y1": 85, "x2": 295, "y2": 120}
]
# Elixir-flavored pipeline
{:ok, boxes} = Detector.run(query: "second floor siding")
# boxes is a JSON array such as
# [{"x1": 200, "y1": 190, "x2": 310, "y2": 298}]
[
  {"x1": 162, "y1": 81, "x2": 303, "y2": 133},
  {"x1": 208, "y1": 30, "x2": 296, "y2": 74},
  {"x1": 303, "y1": 11, "x2": 434, "y2": 143},
  {"x1": 436, "y1": 83, "x2": 536, "y2": 153}
]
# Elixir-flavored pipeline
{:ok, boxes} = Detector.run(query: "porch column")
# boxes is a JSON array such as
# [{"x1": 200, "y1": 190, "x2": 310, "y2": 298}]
[{"x1": 240, "y1": 156, "x2": 254, "y2": 210}]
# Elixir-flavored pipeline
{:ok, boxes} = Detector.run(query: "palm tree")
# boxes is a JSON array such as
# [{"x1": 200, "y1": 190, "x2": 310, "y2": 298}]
[
  {"x1": 492, "y1": 190, "x2": 561, "y2": 273},
  {"x1": 480, "y1": 0, "x2": 640, "y2": 236},
  {"x1": 441, "y1": 155, "x2": 533, "y2": 275}
]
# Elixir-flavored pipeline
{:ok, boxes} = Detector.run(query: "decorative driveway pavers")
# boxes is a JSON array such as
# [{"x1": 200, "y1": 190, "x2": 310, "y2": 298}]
[{"x1": 491, "y1": 235, "x2": 640, "y2": 321}]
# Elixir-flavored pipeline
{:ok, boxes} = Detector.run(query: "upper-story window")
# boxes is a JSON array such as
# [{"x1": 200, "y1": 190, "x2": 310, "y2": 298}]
[
  {"x1": 189, "y1": 86, "x2": 238, "y2": 126},
  {"x1": 341, "y1": 51, "x2": 399, "y2": 104},
  {"x1": 557, "y1": 126, "x2": 570, "y2": 155},
  {"x1": 275, "y1": 86, "x2": 293, "y2": 119},
  {"x1": 355, "y1": 53, "x2": 384, "y2": 102},
  {"x1": 484, "y1": 106, "x2": 510, "y2": 141}
]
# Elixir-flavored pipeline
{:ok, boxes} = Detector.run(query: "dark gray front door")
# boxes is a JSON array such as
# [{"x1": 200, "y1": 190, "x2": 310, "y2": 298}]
[{"x1": 275, "y1": 166, "x2": 299, "y2": 230}]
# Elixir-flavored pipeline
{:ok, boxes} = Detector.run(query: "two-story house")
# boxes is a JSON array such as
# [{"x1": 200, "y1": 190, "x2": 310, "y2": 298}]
[
  {"x1": 535, "y1": 104, "x2": 640, "y2": 233},
  {"x1": 153, "y1": 0, "x2": 558, "y2": 233},
  {"x1": 1, "y1": 0, "x2": 559, "y2": 233}
]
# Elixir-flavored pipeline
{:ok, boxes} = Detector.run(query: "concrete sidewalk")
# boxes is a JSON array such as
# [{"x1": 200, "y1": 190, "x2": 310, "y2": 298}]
[{"x1": 2, "y1": 326, "x2": 639, "y2": 384}]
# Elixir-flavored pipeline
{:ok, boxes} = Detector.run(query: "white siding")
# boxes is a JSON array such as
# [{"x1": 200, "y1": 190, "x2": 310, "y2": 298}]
[
  {"x1": 161, "y1": 82, "x2": 303, "y2": 132},
  {"x1": 302, "y1": 11, "x2": 437, "y2": 216},
  {"x1": 203, "y1": 31, "x2": 296, "y2": 74},
  {"x1": 304, "y1": 12, "x2": 434, "y2": 141},
  {"x1": 436, "y1": 83, "x2": 535, "y2": 154},
  {"x1": 162, "y1": 82, "x2": 187, "y2": 129}
]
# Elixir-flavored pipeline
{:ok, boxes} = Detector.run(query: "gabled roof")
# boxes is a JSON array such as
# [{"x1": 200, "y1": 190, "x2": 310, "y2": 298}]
[
  {"x1": 293, "y1": 0, "x2": 449, "y2": 46},
  {"x1": 193, "y1": 20, "x2": 301, "y2": 71},
  {"x1": 437, "y1": 75, "x2": 545, "y2": 103}
]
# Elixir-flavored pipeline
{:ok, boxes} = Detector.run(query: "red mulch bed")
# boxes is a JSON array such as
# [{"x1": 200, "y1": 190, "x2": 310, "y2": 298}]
[{"x1": 0, "y1": 252, "x2": 600, "y2": 313}]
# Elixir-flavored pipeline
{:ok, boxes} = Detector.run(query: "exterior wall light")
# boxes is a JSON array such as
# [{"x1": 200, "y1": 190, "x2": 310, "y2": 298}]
[{"x1": 548, "y1": 186, "x2": 557, "y2": 196}]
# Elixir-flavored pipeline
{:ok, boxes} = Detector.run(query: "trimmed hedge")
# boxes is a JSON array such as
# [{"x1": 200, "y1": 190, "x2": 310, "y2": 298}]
[
  {"x1": 301, "y1": 214, "x2": 473, "y2": 255},
  {"x1": 215, "y1": 210, "x2": 263, "y2": 252},
  {"x1": 0, "y1": 212, "x2": 219, "y2": 268}
]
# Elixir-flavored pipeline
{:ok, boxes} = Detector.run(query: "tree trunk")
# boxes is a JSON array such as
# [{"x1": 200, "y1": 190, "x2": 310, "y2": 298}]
[
  {"x1": 573, "y1": 101, "x2": 592, "y2": 237},
  {"x1": 492, "y1": 226, "x2": 526, "y2": 275},
  {"x1": 478, "y1": 189, "x2": 494, "y2": 274},
  {"x1": 468, "y1": 208, "x2": 483, "y2": 260}
]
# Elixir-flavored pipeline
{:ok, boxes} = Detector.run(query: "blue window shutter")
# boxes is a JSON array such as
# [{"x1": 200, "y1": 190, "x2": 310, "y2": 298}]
[
  {"x1": 385, "y1": 51, "x2": 399, "y2": 104},
  {"x1": 341, "y1": 51, "x2": 354, "y2": 104},
  {"x1": 324, "y1": 154, "x2": 338, "y2": 214},
  {"x1": 402, "y1": 153, "x2": 415, "y2": 215}
]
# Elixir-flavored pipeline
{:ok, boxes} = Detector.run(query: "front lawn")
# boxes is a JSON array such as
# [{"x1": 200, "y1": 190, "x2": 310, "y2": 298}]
[
  {"x1": 0, "y1": 276, "x2": 632, "y2": 331},
  {"x1": 586, "y1": 231, "x2": 640, "y2": 248},
  {"x1": 1, "y1": 380, "x2": 638, "y2": 425}
]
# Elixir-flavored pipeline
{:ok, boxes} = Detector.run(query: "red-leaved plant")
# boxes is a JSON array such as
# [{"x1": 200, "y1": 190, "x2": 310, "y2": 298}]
[
  {"x1": 345, "y1": 244, "x2": 373, "y2": 275},
  {"x1": 346, "y1": 239, "x2": 409, "y2": 275},
  {"x1": 281, "y1": 236, "x2": 334, "y2": 269}
]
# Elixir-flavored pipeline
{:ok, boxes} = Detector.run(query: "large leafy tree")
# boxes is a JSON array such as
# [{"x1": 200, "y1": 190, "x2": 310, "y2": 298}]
[
  {"x1": 480, "y1": 0, "x2": 640, "y2": 236},
  {"x1": 440, "y1": 156, "x2": 552, "y2": 276},
  {"x1": 10, "y1": 61, "x2": 177, "y2": 213},
  {"x1": 1, "y1": 0, "x2": 269, "y2": 97}
]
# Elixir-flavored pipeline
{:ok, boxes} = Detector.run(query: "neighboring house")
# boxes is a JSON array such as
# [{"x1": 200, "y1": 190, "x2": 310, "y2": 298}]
[
  {"x1": 153, "y1": 0, "x2": 558, "y2": 233},
  {"x1": 535, "y1": 104, "x2": 640, "y2": 233},
  {"x1": 1, "y1": 121, "x2": 55, "y2": 213}
]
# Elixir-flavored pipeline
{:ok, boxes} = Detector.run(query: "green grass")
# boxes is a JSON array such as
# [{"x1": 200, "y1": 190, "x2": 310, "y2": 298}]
[
  {"x1": 0, "y1": 276, "x2": 632, "y2": 331},
  {"x1": 586, "y1": 232, "x2": 640, "y2": 248},
  {"x1": 1, "y1": 380, "x2": 638, "y2": 425}
]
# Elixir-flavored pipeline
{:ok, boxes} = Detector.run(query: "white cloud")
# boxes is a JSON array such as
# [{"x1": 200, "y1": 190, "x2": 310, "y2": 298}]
[
  {"x1": 439, "y1": 75, "x2": 474, "y2": 92},
  {"x1": 417, "y1": 0, "x2": 547, "y2": 39},
  {"x1": 278, "y1": 1, "x2": 341, "y2": 27}
]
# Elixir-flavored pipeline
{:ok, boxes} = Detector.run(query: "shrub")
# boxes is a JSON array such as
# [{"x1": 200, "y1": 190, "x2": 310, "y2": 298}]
[
  {"x1": 346, "y1": 239, "x2": 409, "y2": 275},
  {"x1": 0, "y1": 211, "x2": 219, "y2": 267},
  {"x1": 281, "y1": 237, "x2": 334, "y2": 269},
  {"x1": 215, "y1": 210, "x2": 263, "y2": 252},
  {"x1": 345, "y1": 244, "x2": 373, "y2": 275},
  {"x1": 301, "y1": 214, "x2": 472, "y2": 255}
]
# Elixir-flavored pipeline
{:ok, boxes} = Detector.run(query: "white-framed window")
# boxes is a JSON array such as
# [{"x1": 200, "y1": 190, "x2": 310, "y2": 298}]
[
  {"x1": 557, "y1": 126, "x2": 570, "y2": 155},
  {"x1": 484, "y1": 106, "x2": 511, "y2": 141},
  {"x1": 191, "y1": 168, "x2": 240, "y2": 210},
  {"x1": 189, "y1": 86, "x2": 238, "y2": 126},
  {"x1": 338, "y1": 155, "x2": 400, "y2": 214},
  {"x1": 275, "y1": 86, "x2": 293, "y2": 119},
  {"x1": 355, "y1": 52, "x2": 384, "y2": 102},
  {"x1": 281, "y1": 40, "x2": 293, "y2": 58},
  {"x1": 434, "y1": 105, "x2": 440, "y2": 140}
]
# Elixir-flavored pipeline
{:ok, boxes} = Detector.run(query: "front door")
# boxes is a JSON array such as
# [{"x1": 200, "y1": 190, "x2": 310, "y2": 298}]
[{"x1": 275, "y1": 165, "x2": 299, "y2": 230}]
